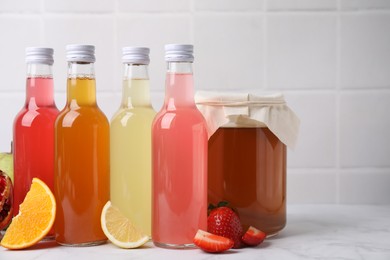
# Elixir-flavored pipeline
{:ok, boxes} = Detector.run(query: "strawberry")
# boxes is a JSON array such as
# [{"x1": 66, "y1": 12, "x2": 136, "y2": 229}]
[
  {"x1": 207, "y1": 202, "x2": 243, "y2": 248},
  {"x1": 193, "y1": 229, "x2": 234, "y2": 253},
  {"x1": 241, "y1": 226, "x2": 266, "y2": 246}
]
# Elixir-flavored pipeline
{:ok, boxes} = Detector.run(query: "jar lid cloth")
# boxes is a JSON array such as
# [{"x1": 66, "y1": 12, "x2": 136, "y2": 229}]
[{"x1": 195, "y1": 91, "x2": 300, "y2": 149}]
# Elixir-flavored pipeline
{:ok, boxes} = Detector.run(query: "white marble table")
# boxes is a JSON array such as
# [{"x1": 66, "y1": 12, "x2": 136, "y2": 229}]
[{"x1": 1, "y1": 205, "x2": 389, "y2": 259}]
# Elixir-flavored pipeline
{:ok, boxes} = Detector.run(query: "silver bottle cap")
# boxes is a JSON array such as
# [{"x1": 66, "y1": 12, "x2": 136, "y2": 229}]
[
  {"x1": 25, "y1": 47, "x2": 54, "y2": 65},
  {"x1": 122, "y1": 47, "x2": 150, "y2": 65},
  {"x1": 165, "y1": 44, "x2": 194, "y2": 62},
  {"x1": 66, "y1": 44, "x2": 95, "y2": 63}
]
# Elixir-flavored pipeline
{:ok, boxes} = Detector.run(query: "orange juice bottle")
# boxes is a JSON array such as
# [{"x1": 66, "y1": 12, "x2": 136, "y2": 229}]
[{"x1": 54, "y1": 45, "x2": 109, "y2": 246}]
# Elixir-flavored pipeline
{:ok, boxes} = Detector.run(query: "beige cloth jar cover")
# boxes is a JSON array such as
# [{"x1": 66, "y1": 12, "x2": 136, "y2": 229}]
[{"x1": 195, "y1": 91, "x2": 300, "y2": 149}]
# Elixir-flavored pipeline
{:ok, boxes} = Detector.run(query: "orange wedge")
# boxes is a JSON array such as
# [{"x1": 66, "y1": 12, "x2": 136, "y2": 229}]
[{"x1": 0, "y1": 178, "x2": 56, "y2": 249}]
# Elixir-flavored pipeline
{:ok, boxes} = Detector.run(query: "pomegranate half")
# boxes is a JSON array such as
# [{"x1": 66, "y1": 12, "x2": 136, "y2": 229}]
[{"x1": 0, "y1": 170, "x2": 13, "y2": 230}]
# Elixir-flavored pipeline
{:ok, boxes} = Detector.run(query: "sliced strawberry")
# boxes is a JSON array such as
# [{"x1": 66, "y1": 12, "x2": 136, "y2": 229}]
[
  {"x1": 193, "y1": 229, "x2": 234, "y2": 253},
  {"x1": 241, "y1": 226, "x2": 266, "y2": 246}
]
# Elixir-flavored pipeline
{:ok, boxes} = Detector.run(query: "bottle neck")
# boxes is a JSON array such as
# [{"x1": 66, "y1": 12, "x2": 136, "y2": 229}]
[
  {"x1": 67, "y1": 62, "x2": 96, "y2": 107},
  {"x1": 164, "y1": 62, "x2": 194, "y2": 109},
  {"x1": 25, "y1": 63, "x2": 55, "y2": 108},
  {"x1": 121, "y1": 64, "x2": 151, "y2": 108}
]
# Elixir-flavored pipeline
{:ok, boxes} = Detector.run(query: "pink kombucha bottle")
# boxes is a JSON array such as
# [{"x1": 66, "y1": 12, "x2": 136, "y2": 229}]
[
  {"x1": 152, "y1": 44, "x2": 208, "y2": 248},
  {"x1": 13, "y1": 48, "x2": 59, "y2": 224}
]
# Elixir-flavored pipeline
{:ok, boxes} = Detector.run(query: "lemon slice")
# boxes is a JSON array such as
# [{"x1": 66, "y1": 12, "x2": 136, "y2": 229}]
[{"x1": 101, "y1": 201, "x2": 149, "y2": 249}]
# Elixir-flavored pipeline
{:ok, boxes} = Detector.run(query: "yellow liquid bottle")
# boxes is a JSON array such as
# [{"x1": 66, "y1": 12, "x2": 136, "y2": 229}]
[
  {"x1": 110, "y1": 47, "x2": 155, "y2": 236},
  {"x1": 55, "y1": 45, "x2": 110, "y2": 246}
]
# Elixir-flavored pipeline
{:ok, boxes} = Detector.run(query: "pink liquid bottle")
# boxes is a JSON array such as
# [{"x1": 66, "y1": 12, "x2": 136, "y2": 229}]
[
  {"x1": 13, "y1": 48, "x2": 59, "y2": 225},
  {"x1": 152, "y1": 44, "x2": 208, "y2": 248}
]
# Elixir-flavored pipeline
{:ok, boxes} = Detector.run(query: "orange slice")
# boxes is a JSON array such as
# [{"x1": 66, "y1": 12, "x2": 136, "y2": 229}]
[
  {"x1": 101, "y1": 201, "x2": 149, "y2": 249},
  {"x1": 0, "y1": 178, "x2": 56, "y2": 249}
]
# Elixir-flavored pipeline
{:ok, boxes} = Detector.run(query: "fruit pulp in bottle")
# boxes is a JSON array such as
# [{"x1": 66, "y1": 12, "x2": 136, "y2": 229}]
[
  {"x1": 110, "y1": 79, "x2": 155, "y2": 237},
  {"x1": 208, "y1": 127, "x2": 286, "y2": 236},
  {"x1": 54, "y1": 78, "x2": 109, "y2": 245}
]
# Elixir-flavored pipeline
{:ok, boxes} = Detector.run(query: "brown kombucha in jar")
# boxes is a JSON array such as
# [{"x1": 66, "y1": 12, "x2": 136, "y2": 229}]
[{"x1": 208, "y1": 127, "x2": 286, "y2": 236}]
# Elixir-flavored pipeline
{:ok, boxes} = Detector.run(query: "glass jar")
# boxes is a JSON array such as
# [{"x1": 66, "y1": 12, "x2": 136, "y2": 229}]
[
  {"x1": 208, "y1": 126, "x2": 286, "y2": 236},
  {"x1": 196, "y1": 92, "x2": 299, "y2": 236}
]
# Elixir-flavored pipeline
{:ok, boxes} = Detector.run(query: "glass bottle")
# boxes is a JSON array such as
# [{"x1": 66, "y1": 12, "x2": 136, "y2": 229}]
[
  {"x1": 54, "y1": 45, "x2": 109, "y2": 246},
  {"x1": 152, "y1": 44, "x2": 208, "y2": 248},
  {"x1": 13, "y1": 48, "x2": 59, "y2": 230},
  {"x1": 110, "y1": 47, "x2": 155, "y2": 237}
]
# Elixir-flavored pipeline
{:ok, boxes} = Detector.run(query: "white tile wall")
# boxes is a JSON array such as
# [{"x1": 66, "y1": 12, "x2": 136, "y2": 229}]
[
  {"x1": 340, "y1": 13, "x2": 390, "y2": 89},
  {"x1": 194, "y1": 13, "x2": 263, "y2": 90},
  {"x1": 54, "y1": 92, "x2": 66, "y2": 112},
  {"x1": 0, "y1": 94, "x2": 24, "y2": 153},
  {"x1": 267, "y1": 14, "x2": 337, "y2": 89},
  {"x1": 44, "y1": 0, "x2": 114, "y2": 13},
  {"x1": 195, "y1": 0, "x2": 263, "y2": 11},
  {"x1": 116, "y1": 14, "x2": 192, "y2": 91},
  {"x1": 0, "y1": 0, "x2": 389, "y2": 204},
  {"x1": 339, "y1": 170, "x2": 390, "y2": 204},
  {"x1": 117, "y1": 0, "x2": 191, "y2": 13},
  {"x1": 0, "y1": 0, "x2": 42, "y2": 13},
  {"x1": 340, "y1": 91, "x2": 390, "y2": 168},
  {"x1": 288, "y1": 169, "x2": 337, "y2": 203},
  {"x1": 267, "y1": 0, "x2": 337, "y2": 11},
  {"x1": 97, "y1": 92, "x2": 120, "y2": 121},
  {"x1": 340, "y1": 0, "x2": 390, "y2": 10},
  {"x1": 43, "y1": 15, "x2": 116, "y2": 92},
  {"x1": 286, "y1": 93, "x2": 337, "y2": 168},
  {"x1": 0, "y1": 16, "x2": 42, "y2": 91}
]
